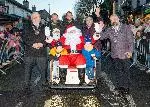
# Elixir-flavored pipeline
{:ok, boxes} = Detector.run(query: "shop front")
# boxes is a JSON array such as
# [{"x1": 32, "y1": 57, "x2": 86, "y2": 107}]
[{"x1": 0, "y1": 4, "x2": 19, "y2": 25}]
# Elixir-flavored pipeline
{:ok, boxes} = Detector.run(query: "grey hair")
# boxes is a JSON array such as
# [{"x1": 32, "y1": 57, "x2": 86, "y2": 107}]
[{"x1": 31, "y1": 12, "x2": 41, "y2": 20}]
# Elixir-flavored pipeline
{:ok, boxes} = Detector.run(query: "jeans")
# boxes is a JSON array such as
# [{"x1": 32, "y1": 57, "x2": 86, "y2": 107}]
[
  {"x1": 147, "y1": 55, "x2": 150, "y2": 68},
  {"x1": 133, "y1": 49, "x2": 137, "y2": 64},
  {"x1": 85, "y1": 67, "x2": 94, "y2": 80},
  {"x1": 111, "y1": 58, "x2": 131, "y2": 89},
  {"x1": 24, "y1": 56, "x2": 47, "y2": 87},
  {"x1": 0, "y1": 52, "x2": 7, "y2": 63}
]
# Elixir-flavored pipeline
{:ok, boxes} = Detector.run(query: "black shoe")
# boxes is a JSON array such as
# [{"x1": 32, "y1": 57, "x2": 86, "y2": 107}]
[
  {"x1": 52, "y1": 81, "x2": 58, "y2": 85},
  {"x1": 88, "y1": 80, "x2": 95, "y2": 86},
  {"x1": 59, "y1": 68, "x2": 67, "y2": 85},
  {"x1": 42, "y1": 81, "x2": 50, "y2": 86},
  {"x1": 78, "y1": 68, "x2": 86, "y2": 86},
  {"x1": 59, "y1": 80, "x2": 65, "y2": 85},
  {"x1": 79, "y1": 81, "x2": 87, "y2": 86}
]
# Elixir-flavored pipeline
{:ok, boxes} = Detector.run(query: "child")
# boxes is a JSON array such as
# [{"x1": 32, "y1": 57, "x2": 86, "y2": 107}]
[
  {"x1": 82, "y1": 37, "x2": 101, "y2": 85},
  {"x1": 8, "y1": 28, "x2": 21, "y2": 54},
  {"x1": 49, "y1": 41, "x2": 68, "y2": 83}
]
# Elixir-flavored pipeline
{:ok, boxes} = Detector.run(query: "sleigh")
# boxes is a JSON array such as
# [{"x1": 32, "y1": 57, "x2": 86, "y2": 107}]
[{"x1": 49, "y1": 58, "x2": 98, "y2": 89}]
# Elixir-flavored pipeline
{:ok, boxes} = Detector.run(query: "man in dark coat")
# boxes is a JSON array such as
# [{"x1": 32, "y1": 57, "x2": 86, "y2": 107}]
[
  {"x1": 62, "y1": 11, "x2": 81, "y2": 33},
  {"x1": 22, "y1": 12, "x2": 47, "y2": 91},
  {"x1": 50, "y1": 13, "x2": 62, "y2": 37},
  {"x1": 100, "y1": 14, "x2": 134, "y2": 94}
]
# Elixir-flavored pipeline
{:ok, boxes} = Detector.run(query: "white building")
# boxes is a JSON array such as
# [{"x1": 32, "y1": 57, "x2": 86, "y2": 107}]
[{"x1": 2, "y1": 0, "x2": 32, "y2": 18}]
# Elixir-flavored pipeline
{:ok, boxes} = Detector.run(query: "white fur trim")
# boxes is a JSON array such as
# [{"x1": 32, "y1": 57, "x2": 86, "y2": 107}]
[
  {"x1": 59, "y1": 65, "x2": 68, "y2": 68},
  {"x1": 68, "y1": 68, "x2": 78, "y2": 71},
  {"x1": 76, "y1": 64, "x2": 86, "y2": 68},
  {"x1": 66, "y1": 26, "x2": 79, "y2": 32}
]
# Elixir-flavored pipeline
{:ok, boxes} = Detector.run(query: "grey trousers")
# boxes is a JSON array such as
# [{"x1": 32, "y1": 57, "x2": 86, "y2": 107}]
[{"x1": 24, "y1": 56, "x2": 47, "y2": 87}]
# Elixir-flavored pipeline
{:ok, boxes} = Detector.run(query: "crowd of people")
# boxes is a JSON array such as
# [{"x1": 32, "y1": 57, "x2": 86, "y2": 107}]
[
  {"x1": 129, "y1": 14, "x2": 150, "y2": 72},
  {"x1": 0, "y1": 19, "x2": 23, "y2": 68}
]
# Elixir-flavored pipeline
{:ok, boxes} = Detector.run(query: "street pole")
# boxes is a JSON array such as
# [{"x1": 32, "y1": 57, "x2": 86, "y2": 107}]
[
  {"x1": 48, "y1": 4, "x2": 50, "y2": 15},
  {"x1": 48, "y1": 3, "x2": 51, "y2": 26},
  {"x1": 113, "y1": 0, "x2": 116, "y2": 15}
]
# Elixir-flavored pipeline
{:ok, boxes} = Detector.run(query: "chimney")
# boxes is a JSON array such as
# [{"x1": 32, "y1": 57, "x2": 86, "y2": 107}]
[
  {"x1": 23, "y1": 0, "x2": 29, "y2": 9},
  {"x1": 32, "y1": 5, "x2": 36, "y2": 12}
]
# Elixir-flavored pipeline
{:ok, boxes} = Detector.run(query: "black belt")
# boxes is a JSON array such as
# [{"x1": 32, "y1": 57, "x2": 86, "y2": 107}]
[{"x1": 67, "y1": 50, "x2": 82, "y2": 53}]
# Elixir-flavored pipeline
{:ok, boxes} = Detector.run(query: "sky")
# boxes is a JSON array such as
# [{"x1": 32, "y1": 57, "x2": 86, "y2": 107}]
[{"x1": 16, "y1": 0, "x2": 77, "y2": 19}]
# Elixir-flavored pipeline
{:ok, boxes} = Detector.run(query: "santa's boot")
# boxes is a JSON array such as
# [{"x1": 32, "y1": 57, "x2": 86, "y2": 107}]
[
  {"x1": 78, "y1": 68, "x2": 86, "y2": 85},
  {"x1": 59, "y1": 68, "x2": 67, "y2": 85}
]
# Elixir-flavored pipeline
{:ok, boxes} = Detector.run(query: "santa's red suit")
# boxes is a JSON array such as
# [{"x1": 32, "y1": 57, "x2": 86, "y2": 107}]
[{"x1": 58, "y1": 26, "x2": 86, "y2": 68}]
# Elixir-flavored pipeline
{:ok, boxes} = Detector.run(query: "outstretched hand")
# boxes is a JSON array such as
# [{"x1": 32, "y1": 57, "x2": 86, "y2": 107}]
[
  {"x1": 99, "y1": 21, "x2": 105, "y2": 32},
  {"x1": 95, "y1": 7, "x2": 100, "y2": 17},
  {"x1": 45, "y1": 36, "x2": 53, "y2": 43},
  {"x1": 125, "y1": 52, "x2": 132, "y2": 58}
]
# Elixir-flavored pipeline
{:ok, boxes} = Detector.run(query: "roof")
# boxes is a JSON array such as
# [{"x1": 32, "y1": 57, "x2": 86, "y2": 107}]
[
  {"x1": 6, "y1": 0, "x2": 32, "y2": 13},
  {"x1": 0, "y1": 13, "x2": 19, "y2": 24},
  {"x1": 38, "y1": 9, "x2": 50, "y2": 20}
]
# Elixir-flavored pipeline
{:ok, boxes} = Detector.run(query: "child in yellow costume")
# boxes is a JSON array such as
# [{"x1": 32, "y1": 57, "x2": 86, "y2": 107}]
[
  {"x1": 49, "y1": 41, "x2": 68, "y2": 83},
  {"x1": 50, "y1": 42, "x2": 68, "y2": 59}
]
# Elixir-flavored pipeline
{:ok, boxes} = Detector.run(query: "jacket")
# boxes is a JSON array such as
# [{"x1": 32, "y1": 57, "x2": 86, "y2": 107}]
[
  {"x1": 22, "y1": 22, "x2": 47, "y2": 57},
  {"x1": 100, "y1": 23, "x2": 134, "y2": 59},
  {"x1": 49, "y1": 20, "x2": 63, "y2": 36},
  {"x1": 82, "y1": 48, "x2": 101, "y2": 68}
]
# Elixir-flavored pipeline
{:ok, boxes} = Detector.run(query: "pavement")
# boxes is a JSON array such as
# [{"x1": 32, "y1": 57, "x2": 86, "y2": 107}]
[{"x1": 0, "y1": 56, "x2": 150, "y2": 107}]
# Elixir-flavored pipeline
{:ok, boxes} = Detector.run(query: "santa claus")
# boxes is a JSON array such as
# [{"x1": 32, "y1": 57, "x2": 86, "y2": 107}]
[{"x1": 46, "y1": 26, "x2": 86, "y2": 85}]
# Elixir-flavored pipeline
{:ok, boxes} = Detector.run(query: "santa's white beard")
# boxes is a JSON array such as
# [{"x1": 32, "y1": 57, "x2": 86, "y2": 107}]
[
  {"x1": 53, "y1": 33, "x2": 60, "y2": 40},
  {"x1": 64, "y1": 33, "x2": 81, "y2": 50}
]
